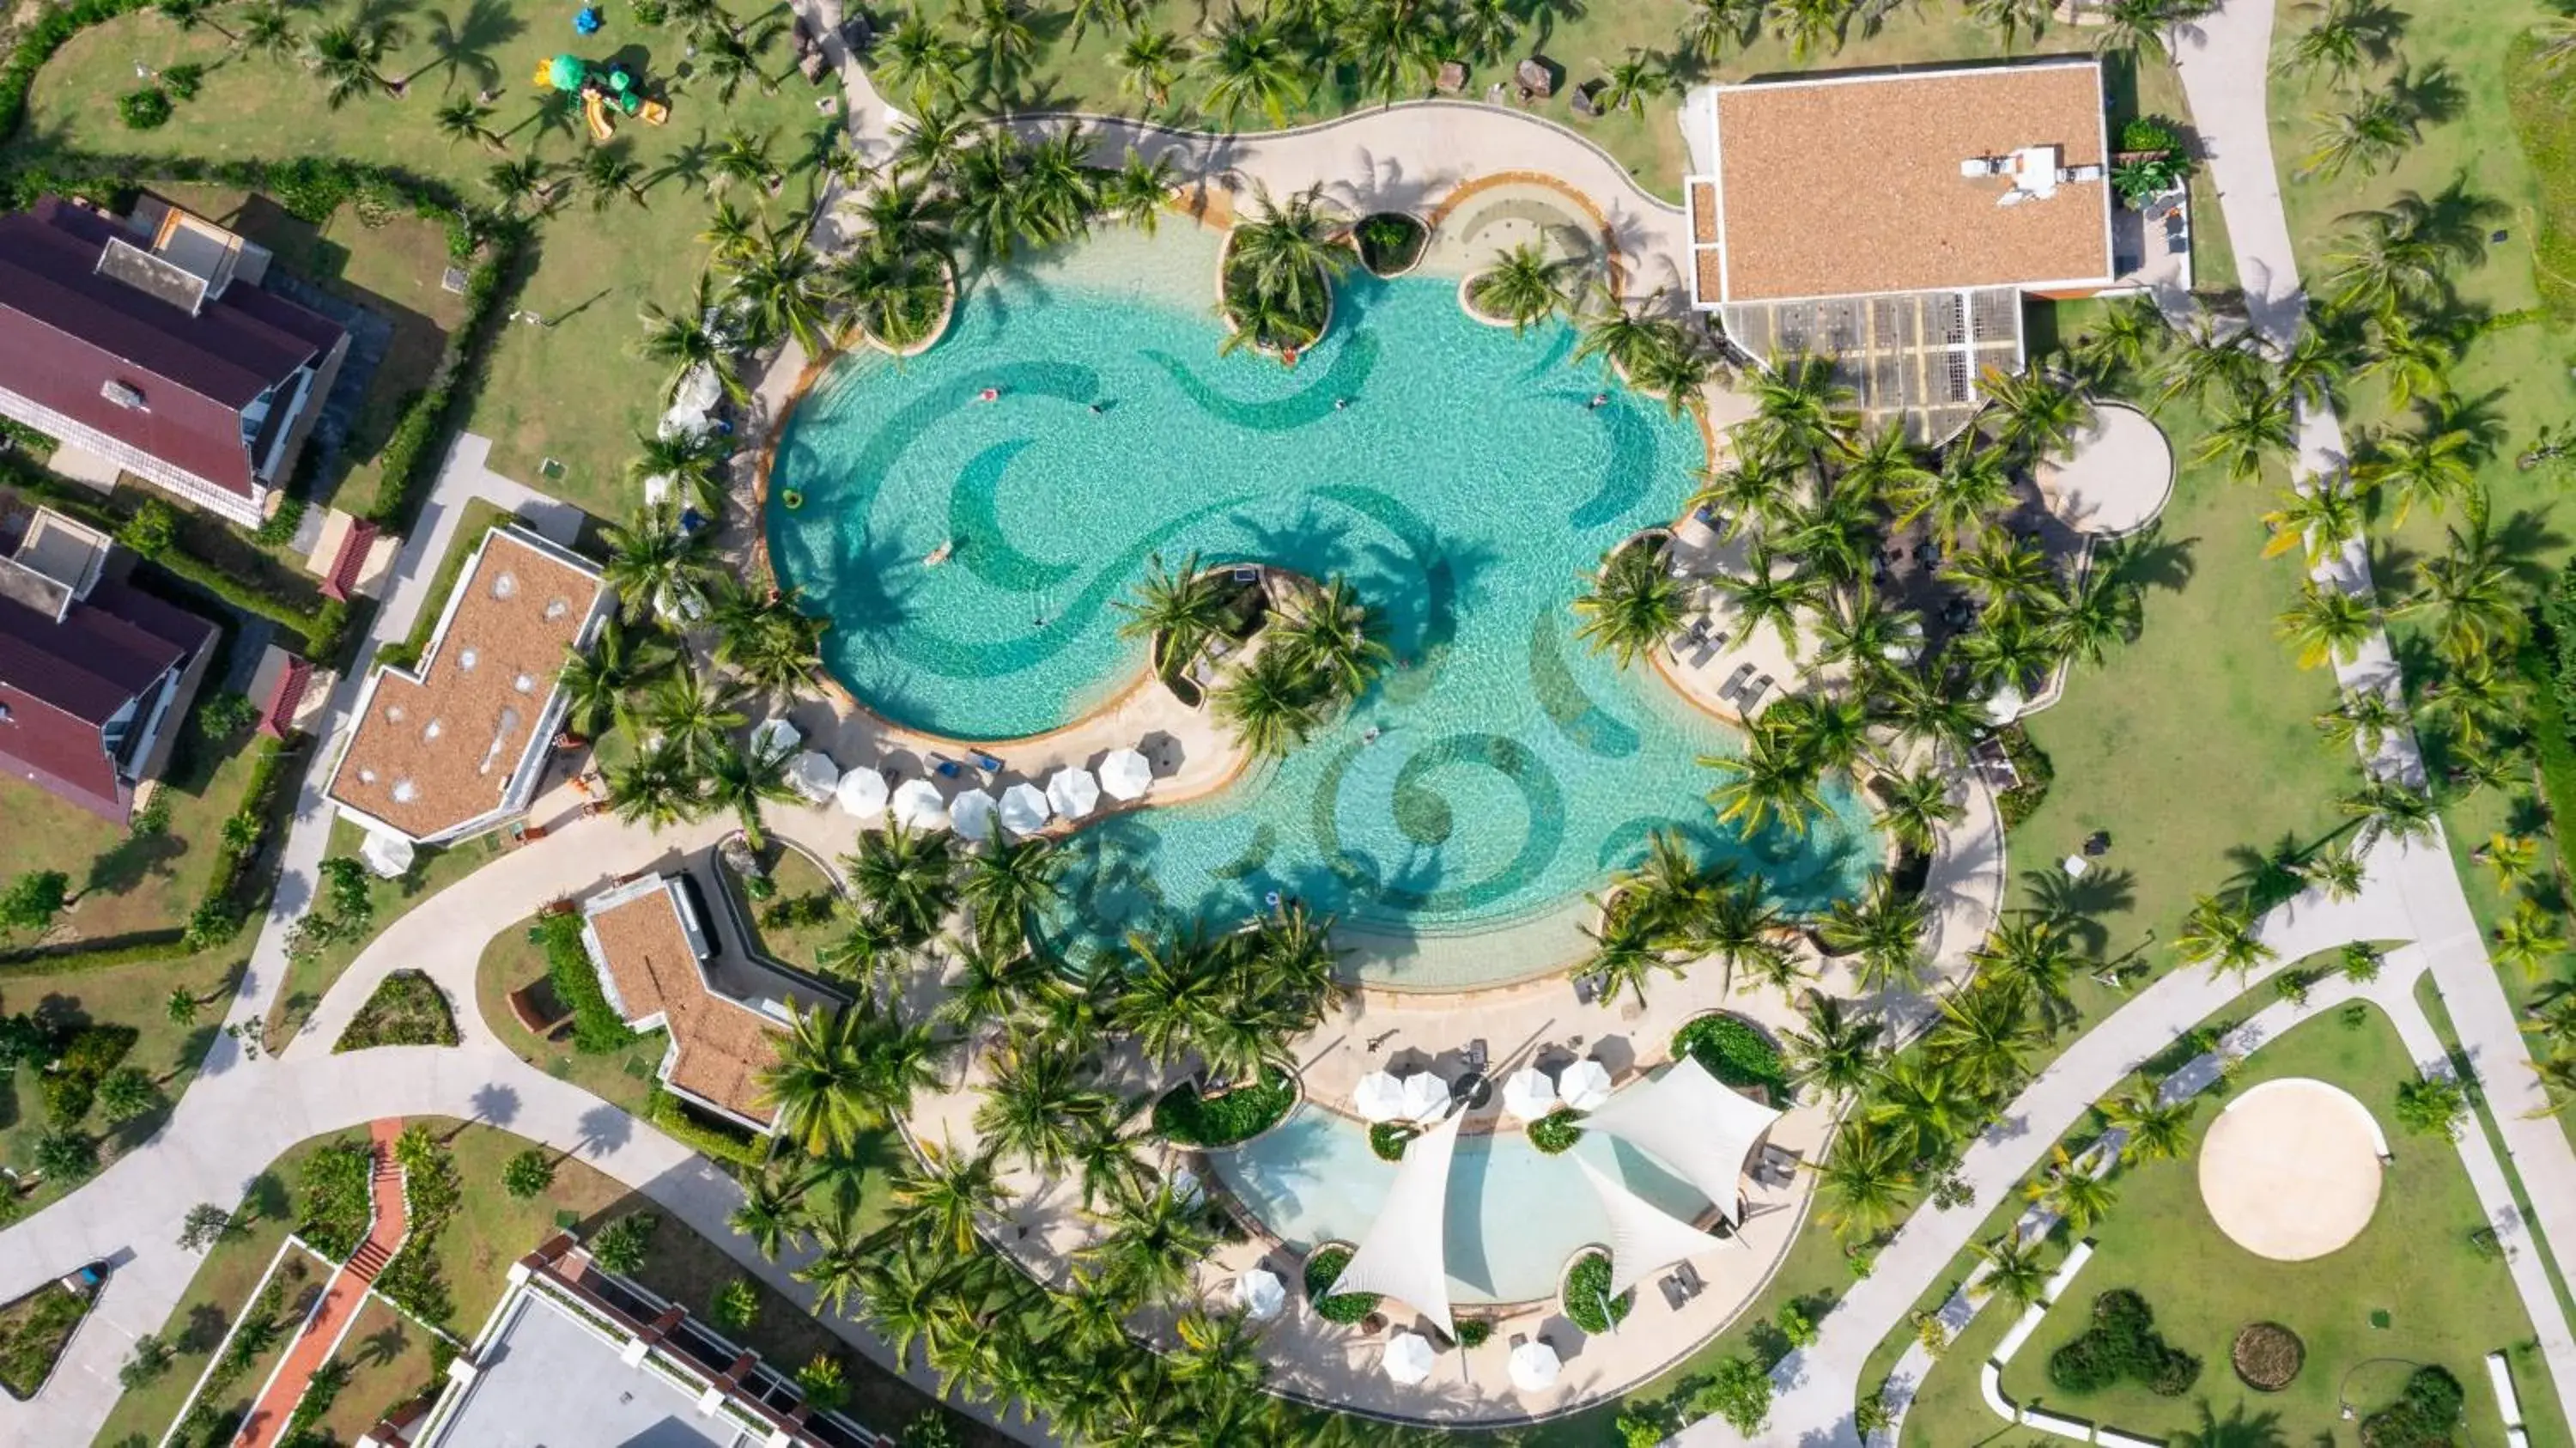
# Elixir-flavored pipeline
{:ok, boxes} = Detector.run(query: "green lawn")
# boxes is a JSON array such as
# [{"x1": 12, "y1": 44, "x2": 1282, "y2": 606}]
[
  {"x1": 302, "y1": 1297, "x2": 443, "y2": 1446},
  {"x1": 726, "y1": 844, "x2": 841, "y2": 974},
  {"x1": 472, "y1": 910, "x2": 668, "y2": 1120},
  {"x1": 1901, "y1": 1007, "x2": 2573, "y2": 1447},
  {"x1": 263, "y1": 818, "x2": 506, "y2": 1053},
  {"x1": 24, "y1": 3, "x2": 836, "y2": 514}
]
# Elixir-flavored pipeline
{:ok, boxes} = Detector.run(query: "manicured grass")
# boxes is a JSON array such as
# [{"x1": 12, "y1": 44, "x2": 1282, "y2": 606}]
[
  {"x1": 23, "y1": 5, "x2": 835, "y2": 514},
  {"x1": 471, "y1": 910, "x2": 665, "y2": 1118},
  {"x1": 333, "y1": 969, "x2": 461, "y2": 1051},
  {"x1": 301, "y1": 1297, "x2": 443, "y2": 1447},
  {"x1": 264, "y1": 818, "x2": 503, "y2": 1052},
  {"x1": 0, "y1": 945, "x2": 243, "y2": 1214},
  {"x1": 0, "y1": 1279, "x2": 91, "y2": 1401},
  {"x1": 1900, "y1": 1007, "x2": 2574, "y2": 1447},
  {"x1": 727, "y1": 845, "x2": 841, "y2": 974}
]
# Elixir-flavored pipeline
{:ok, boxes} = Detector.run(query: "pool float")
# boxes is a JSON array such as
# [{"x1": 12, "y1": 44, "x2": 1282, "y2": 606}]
[{"x1": 780, "y1": 487, "x2": 804, "y2": 509}]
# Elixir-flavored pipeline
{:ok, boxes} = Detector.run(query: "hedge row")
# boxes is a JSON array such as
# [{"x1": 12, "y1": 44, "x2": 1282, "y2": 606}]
[
  {"x1": 532, "y1": 912, "x2": 642, "y2": 1053},
  {"x1": 0, "y1": 736, "x2": 291, "y2": 976},
  {"x1": 367, "y1": 249, "x2": 513, "y2": 528},
  {"x1": 646, "y1": 1085, "x2": 769, "y2": 1167}
]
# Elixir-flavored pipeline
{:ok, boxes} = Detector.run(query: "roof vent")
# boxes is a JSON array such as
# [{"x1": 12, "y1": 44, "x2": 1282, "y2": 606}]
[
  {"x1": 544, "y1": 598, "x2": 570, "y2": 620},
  {"x1": 423, "y1": 719, "x2": 443, "y2": 741},
  {"x1": 513, "y1": 672, "x2": 536, "y2": 694},
  {"x1": 100, "y1": 380, "x2": 148, "y2": 411},
  {"x1": 492, "y1": 570, "x2": 519, "y2": 600},
  {"x1": 458, "y1": 648, "x2": 478, "y2": 671},
  {"x1": 391, "y1": 779, "x2": 420, "y2": 804},
  {"x1": 385, "y1": 704, "x2": 405, "y2": 722},
  {"x1": 358, "y1": 768, "x2": 378, "y2": 784}
]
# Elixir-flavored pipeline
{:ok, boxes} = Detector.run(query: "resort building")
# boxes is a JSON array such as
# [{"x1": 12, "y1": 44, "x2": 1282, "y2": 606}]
[
  {"x1": 0, "y1": 503, "x2": 215, "y2": 821},
  {"x1": 325, "y1": 524, "x2": 610, "y2": 845},
  {"x1": 579, "y1": 872, "x2": 793, "y2": 1135},
  {"x1": 1684, "y1": 59, "x2": 2120, "y2": 438},
  {"x1": 369, "y1": 1232, "x2": 890, "y2": 1448},
  {"x1": 0, "y1": 196, "x2": 349, "y2": 528}
]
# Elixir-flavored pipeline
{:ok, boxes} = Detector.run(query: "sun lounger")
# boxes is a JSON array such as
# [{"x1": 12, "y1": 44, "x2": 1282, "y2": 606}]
[
  {"x1": 1675, "y1": 1261, "x2": 1707, "y2": 1297},
  {"x1": 1737, "y1": 675, "x2": 1772, "y2": 711},
  {"x1": 1717, "y1": 662, "x2": 1756, "y2": 700},
  {"x1": 1661, "y1": 1275, "x2": 1691, "y2": 1311}
]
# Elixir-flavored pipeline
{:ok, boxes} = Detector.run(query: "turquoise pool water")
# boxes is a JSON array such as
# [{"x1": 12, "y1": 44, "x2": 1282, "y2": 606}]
[
  {"x1": 1208, "y1": 1106, "x2": 1716, "y2": 1305},
  {"x1": 767, "y1": 234, "x2": 1876, "y2": 975}
]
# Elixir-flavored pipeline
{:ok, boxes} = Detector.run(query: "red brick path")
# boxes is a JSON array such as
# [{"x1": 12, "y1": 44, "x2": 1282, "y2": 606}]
[{"x1": 234, "y1": 1117, "x2": 410, "y2": 1448}]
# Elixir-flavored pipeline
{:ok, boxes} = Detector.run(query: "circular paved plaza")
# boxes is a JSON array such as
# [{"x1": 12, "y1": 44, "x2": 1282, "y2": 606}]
[
  {"x1": 2196, "y1": 1077, "x2": 2386, "y2": 1261},
  {"x1": 2037, "y1": 402, "x2": 2175, "y2": 538}
]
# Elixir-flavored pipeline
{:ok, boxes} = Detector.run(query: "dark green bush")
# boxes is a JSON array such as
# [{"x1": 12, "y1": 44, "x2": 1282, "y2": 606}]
[
  {"x1": 1673, "y1": 1013, "x2": 1790, "y2": 1095},
  {"x1": 1368, "y1": 1121, "x2": 1413, "y2": 1161},
  {"x1": 533, "y1": 913, "x2": 641, "y2": 1053},
  {"x1": 160, "y1": 62, "x2": 203, "y2": 100},
  {"x1": 2117, "y1": 115, "x2": 2184, "y2": 153},
  {"x1": 117, "y1": 87, "x2": 171, "y2": 129},
  {"x1": 1527, "y1": 1107, "x2": 1584, "y2": 1154},
  {"x1": 1995, "y1": 723, "x2": 2056, "y2": 827},
  {"x1": 295, "y1": 1141, "x2": 374, "y2": 1260},
  {"x1": 647, "y1": 1086, "x2": 768, "y2": 1166},
  {"x1": 1564, "y1": 1251, "x2": 1633, "y2": 1333},
  {"x1": 1454, "y1": 1318, "x2": 1492, "y2": 1348},
  {"x1": 2360, "y1": 1365, "x2": 2464, "y2": 1447},
  {"x1": 1152, "y1": 1068, "x2": 1295, "y2": 1147},
  {"x1": 1303, "y1": 1246, "x2": 1378, "y2": 1324},
  {"x1": 2046, "y1": 1289, "x2": 2201, "y2": 1397}
]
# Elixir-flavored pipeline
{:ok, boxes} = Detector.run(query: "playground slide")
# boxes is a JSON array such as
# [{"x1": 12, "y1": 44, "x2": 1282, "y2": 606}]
[{"x1": 583, "y1": 90, "x2": 614, "y2": 142}]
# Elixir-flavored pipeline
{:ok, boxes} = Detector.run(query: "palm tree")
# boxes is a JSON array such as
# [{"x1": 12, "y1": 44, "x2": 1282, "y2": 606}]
[
  {"x1": 817, "y1": 912, "x2": 908, "y2": 999},
  {"x1": 1867, "y1": 1053, "x2": 1981, "y2": 1162},
  {"x1": 846, "y1": 822, "x2": 958, "y2": 945},
  {"x1": 1709, "y1": 540, "x2": 1813, "y2": 654},
  {"x1": 303, "y1": 21, "x2": 398, "y2": 107},
  {"x1": 580, "y1": 145, "x2": 648, "y2": 211},
  {"x1": 2176, "y1": 891, "x2": 2275, "y2": 977},
  {"x1": 1082, "y1": 1181, "x2": 1218, "y2": 1309},
  {"x1": 957, "y1": 837, "x2": 1061, "y2": 953},
  {"x1": 708, "y1": 581, "x2": 827, "y2": 701},
  {"x1": 727, "y1": 228, "x2": 831, "y2": 356},
  {"x1": 485, "y1": 155, "x2": 558, "y2": 216},
  {"x1": 2274, "y1": 325, "x2": 2348, "y2": 412},
  {"x1": 2069, "y1": 293, "x2": 2169, "y2": 385},
  {"x1": 1577, "y1": 905, "x2": 1680, "y2": 1008},
  {"x1": 1970, "y1": 1233, "x2": 2050, "y2": 1308},
  {"x1": 2195, "y1": 384, "x2": 2297, "y2": 482},
  {"x1": 2158, "y1": 323, "x2": 2268, "y2": 408},
  {"x1": 239, "y1": 0, "x2": 299, "y2": 60},
  {"x1": 832, "y1": 241, "x2": 950, "y2": 353},
  {"x1": 1469, "y1": 243, "x2": 1577, "y2": 333},
  {"x1": 1902, "y1": 445, "x2": 2014, "y2": 546},
  {"x1": 645, "y1": 666, "x2": 747, "y2": 768},
  {"x1": 889, "y1": 1139, "x2": 1014, "y2": 1256},
  {"x1": 1114, "y1": 27, "x2": 1190, "y2": 106},
  {"x1": 2298, "y1": 92, "x2": 2417, "y2": 179},
  {"x1": 1338, "y1": 0, "x2": 1439, "y2": 106},
  {"x1": 1596, "y1": 51, "x2": 1665, "y2": 118},
  {"x1": 1973, "y1": 913, "x2": 2078, "y2": 1031},
  {"x1": 2288, "y1": 0, "x2": 2400, "y2": 84},
  {"x1": 937, "y1": 941, "x2": 1050, "y2": 1042},
  {"x1": 705, "y1": 731, "x2": 796, "y2": 852},
  {"x1": 2302, "y1": 846, "x2": 2371, "y2": 901},
  {"x1": 1819, "y1": 874, "x2": 1928, "y2": 993},
  {"x1": 2260, "y1": 481, "x2": 2363, "y2": 568},
  {"x1": 1810, "y1": 1123, "x2": 1915, "y2": 1239},
  {"x1": 2355, "y1": 415, "x2": 2480, "y2": 524},
  {"x1": 1102, "y1": 148, "x2": 1178, "y2": 231},
  {"x1": 1224, "y1": 181, "x2": 1352, "y2": 344},
  {"x1": 556, "y1": 614, "x2": 674, "y2": 740},
  {"x1": 627, "y1": 429, "x2": 728, "y2": 518},
  {"x1": 728, "y1": 1160, "x2": 806, "y2": 1260},
  {"x1": 1871, "y1": 768, "x2": 1961, "y2": 856},
  {"x1": 1573, "y1": 289, "x2": 1679, "y2": 380},
  {"x1": 1118, "y1": 551, "x2": 1236, "y2": 678},
  {"x1": 2275, "y1": 581, "x2": 2377, "y2": 670},
  {"x1": 968, "y1": 0, "x2": 1040, "y2": 94},
  {"x1": 2340, "y1": 777, "x2": 2437, "y2": 849},
  {"x1": 602, "y1": 503, "x2": 714, "y2": 623},
  {"x1": 1571, "y1": 538, "x2": 1686, "y2": 666},
  {"x1": 2403, "y1": 516, "x2": 2524, "y2": 664},
  {"x1": 1213, "y1": 646, "x2": 1321, "y2": 757},
  {"x1": 1199, "y1": 7, "x2": 1306, "y2": 125},
  {"x1": 2493, "y1": 902, "x2": 2567, "y2": 980},
  {"x1": 2317, "y1": 685, "x2": 2408, "y2": 756},
  {"x1": 1680, "y1": 0, "x2": 1761, "y2": 62},
  {"x1": 1273, "y1": 576, "x2": 1390, "y2": 704},
  {"x1": 975, "y1": 1032, "x2": 1118, "y2": 1172},
  {"x1": 1979, "y1": 365, "x2": 2094, "y2": 462},
  {"x1": 1704, "y1": 731, "x2": 1826, "y2": 838},
  {"x1": 1929, "y1": 982, "x2": 2043, "y2": 1097},
  {"x1": 2026, "y1": 1144, "x2": 2117, "y2": 1232},
  {"x1": 434, "y1": 95, "x2": 501, "y2": 149},
  {"x1": 763, "y1": 1002, "x2": 892, "y2": 1155},
  {"x1": 2104, "y1": 1082, "x2": 2196, "y2": 1165},
  {"x1": 1783, "y1": 989, "x2": 1882, "y2": 1098},
  {"x1": 636, "y1": 274, "x2": 744, "y2": 406},
  {"x1": 877, "y1": 15, "x2": 971, "y2": 109},
  {"x1": 604, "y1": 739, "x2": 704, "y2": 828},
  {"x1": 1628, "y1": 337, "x2": 1716, "y2": 417},
  {"x1": 2361, "y1": 318, "x2": 2458, "y2": 411},
  {"x1": 791, "y1": 1200, "x2": 872, "y2": 1316},
  {"x1": 2485, "y1": 833, "x2": 2542, "y2": 894}
]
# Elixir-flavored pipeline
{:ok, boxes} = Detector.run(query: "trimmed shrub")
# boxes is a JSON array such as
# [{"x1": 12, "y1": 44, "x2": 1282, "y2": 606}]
[
  {"x1": 532, "y1": 914, "x2": 641, "y2": 1053},
  {"x1": 1303, "y1": 1245, "x2": 1378, "y2": 1324},
  {"x1": 2360, "y1": 1365, "x2": 2465, "y2": 1447},
  {"x1": 647, "y1": 1086, "x2": 768, "y2": 1167},
  {"x1": 1527, "y1": 1107, "x2": 1584, "y2": 1154},
  {"x1": 118, "y1": 87, "x2": 171, "y2": 129},
  {"x1": 1563, "y1": 1251, "x2": 1633, "y2": 1334},
  {"x1": 1368, "y1": 1121, "x2": 1413, "y2": 1161},
  {"x1": 295, "y1": 1140, "x2": 375, "y2": 1259},
  {"x1": 1672, "y1": 1013, "x2": 1791, "y2": 1096},
  {"x1": 2230, "y1": 1321, "x2": 2304, "y2": 1391},
  {"x1": 1454, "y1": 1318, "x2": 1492, "y2": 1348},
  {"x1": 1354, "y1": 212, "x2": 1426, "y2": 276},
  {"x1": 2046, "y1": 1289, "x2": 2201, "y2": 1397},
  {"x1": 1152, "y1": 1068, "x2": 1295, "y2": 1147}
]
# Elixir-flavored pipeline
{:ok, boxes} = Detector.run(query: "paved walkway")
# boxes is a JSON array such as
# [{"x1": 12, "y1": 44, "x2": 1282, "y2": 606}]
[{"x1": 234, "y1": 1118, "x2": 410, "y2": 1448}]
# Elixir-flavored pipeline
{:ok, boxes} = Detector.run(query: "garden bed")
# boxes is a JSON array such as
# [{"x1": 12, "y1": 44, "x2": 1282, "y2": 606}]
[
  {"x1": 1561, "y1": 1250, "x2": 1632, "y2": 1334},
  {"x1": 1303, "y1": 1244, "x2": 1378, "y2": 1325},
  {"x1": 0, "y1": 1277, "x2": 93, "y2": 1400},
  {"x1": 1152, "y1": 1068, "x2": 1297, "y2": 1147},
  {"x1": 1672, "y1": 1012, "x2": 1792, "y2": 1099},
  {"x1": 334, "y1": 969, "x2": 459, "y2": 1051},
  {"x1": 1353, "y1": 212, "x2": 1427, "y2": 277}
]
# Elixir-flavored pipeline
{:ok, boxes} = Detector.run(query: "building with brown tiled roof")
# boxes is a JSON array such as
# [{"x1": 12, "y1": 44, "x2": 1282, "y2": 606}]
[
  {"x1": 1682, "y1": 59, "x2": 2123, "y2": 439},
  {"x1": 580, "y1": 873, "x2": 790, "y2": 1134},
  {"x1": 325, "y1": 524, "x2": 610, "y2": 844}
]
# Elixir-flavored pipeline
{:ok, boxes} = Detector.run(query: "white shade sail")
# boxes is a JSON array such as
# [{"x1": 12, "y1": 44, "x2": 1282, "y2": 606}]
[
  {"x1": 1330, "y1": 1110, "x2": 1465, "y2": 1337},
  {"x1": 788, "y1": 751, "x2": 840, "y2": 803},
  {"x1": 834, "y1": 768, "x2": 889, "y2": 818},
  {"x1": 1381, "y1": 1330, "x2": 1436, "y2": 1384},
  {"x1": 1582, "y1": 1057, "x2": 1781, "y2": 1226},
  {"x1": 999, "y1": 782, "x2": 1052, "y2": 836},
  {"x1": 890, "y1": 779, "x2": 950, "y2": 830},
  {"x1": 1099, "y1": 746, "x2": 1153, "y2": 800},
  {"x1": 948, "y1": 788, "x2": 998, "y2": 843},
  {"x1": 1235, "y1": 1269, "x2": 1285, "y2": 1321},
  {"x1": 750, "y1": 716, "x2": 802, "y2": 757},
  {"x1": 1573, "y1": 1154, "x2": 1735, "y2": 1297},
  {"x1": 1396, "y1": 1071, "x2": 1451, "y2": 1122},
  {"x1": 1558, "y1": 1058, "x2": 1614, "y2": 1112},
  {"x1": 1500, "y1": 1067, "x2": 1558, "y2": 1122},
  {"x1": 1507, "y1": 1337, "x2": 1561, "y2": 1392},
  {"x1": 1353, "y1": 1070, "x2": 1407, "y2": 1123},
  {"x1": 1045, "y1": 767, "x2": 1100, "y2": 818}
]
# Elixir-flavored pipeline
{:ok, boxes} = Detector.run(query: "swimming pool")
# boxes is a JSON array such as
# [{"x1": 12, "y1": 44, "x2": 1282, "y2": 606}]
[
  {"x1": 767, "y1": 228, "x2": 1876, "y2": 983},
  {"x1": 1207, "y1": 1105, "x2": 1718, "y2": 1305}
]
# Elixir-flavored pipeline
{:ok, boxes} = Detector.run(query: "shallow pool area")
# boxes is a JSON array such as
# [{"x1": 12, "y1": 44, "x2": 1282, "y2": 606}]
[
  {"x1": 768, "y1": 228, "x2": 1876, "y2": 983},
  {"x1": 1208, "y1": 1106, "x2": 1721, "y2": 1305}
]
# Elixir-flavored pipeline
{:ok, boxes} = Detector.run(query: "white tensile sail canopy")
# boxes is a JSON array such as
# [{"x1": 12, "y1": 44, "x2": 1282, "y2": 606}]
[
  {"x1": 1581, "y1": 1057, "x2": 1782, "y2": 1226},
  {"x1": 1329, "y1": 1110, "x2": 1466, "y2": 1337},
  {"x1": 1572, "y1": 1154, "x2": 1736, "y2": 1297}
]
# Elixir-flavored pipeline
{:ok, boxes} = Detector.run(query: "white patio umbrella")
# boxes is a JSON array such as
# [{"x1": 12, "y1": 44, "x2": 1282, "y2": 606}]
[
  {"x1": 999, "y1": 782, "x2": 1052, "y2": 837},
  {"x1": 1046, "y1": 766, "x2": 1101, "y2": 819},
  {"x1": 835, "y1": 769, "x2": 889, "y2": 819},
  {"x1": 890, "y1": 778, "x2": 950, "y2": 831},
  {"x1": 1500, "y1": 1067, "x2": 1558, "y2": 1123},
  {"x1": 358, "y1": 829, "x2": 415, "y2": 879},
  {"x1": 1352, "y1": 1070, "x2": 1409, "y2": 1123},
  {"x1": 1558, "y1": 1059, "x2": 1614, "y2": 1112},
  {"x1": 1099, "y1": 746, "x2": 1153, "y2": 800},
  {"x1": 750, "y1": 716, "x2": 802, "y2": 757},
  {"x1": 1382, "y1": 1331, "x2": 1437, "y2": 1384},
  {"x1": 1236, "y1": 1269, "x2": 1286, "y2": 1322},
  {"x1": 948, "y1": 788, "x2": 998, "y2": 843},
  {"x1": 788, "y1": 751, "x2": 840, "y2": 803},
  {"x1": 1507, "y1": 1338, "x2": 1561, "y2": 1392},
  {"x1": 1396, "y1": 1071, "x2": 1451, "y2": 1122}
]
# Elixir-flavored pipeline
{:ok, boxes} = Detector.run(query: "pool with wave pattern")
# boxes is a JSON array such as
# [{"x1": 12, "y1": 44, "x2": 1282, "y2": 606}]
[{"x1": 767, "y1": 246, "x2": 1875, "y2": 981}]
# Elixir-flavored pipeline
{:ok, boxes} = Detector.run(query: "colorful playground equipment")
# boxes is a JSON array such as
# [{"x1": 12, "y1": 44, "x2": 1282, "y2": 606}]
[{"x1": 533, "y1": 52, "x2": 669, "y2": 140}]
